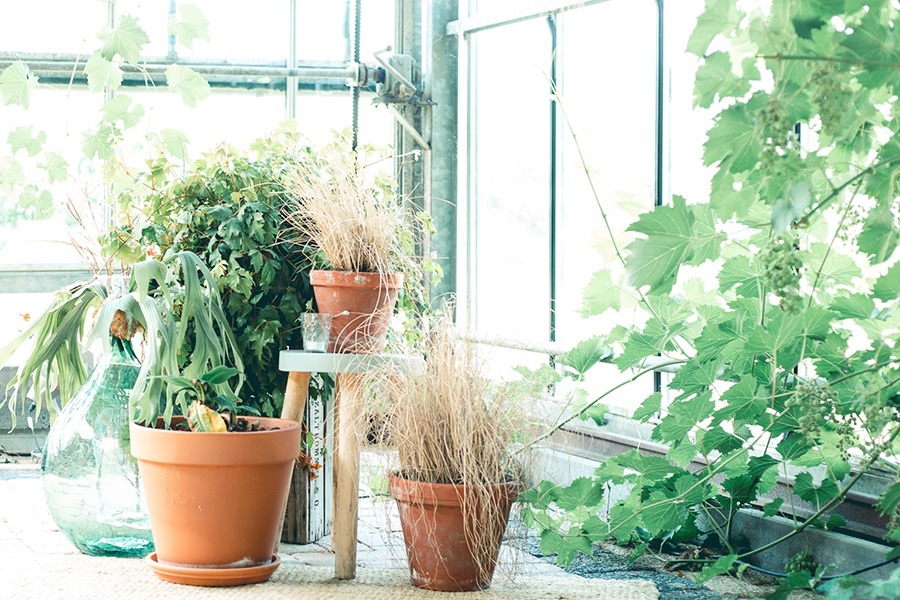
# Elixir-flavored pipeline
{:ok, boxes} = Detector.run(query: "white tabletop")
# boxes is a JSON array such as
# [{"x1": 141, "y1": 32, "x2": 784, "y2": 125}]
[{"x1": 278, "y1": 350, "x2": 424, "y2": 374}]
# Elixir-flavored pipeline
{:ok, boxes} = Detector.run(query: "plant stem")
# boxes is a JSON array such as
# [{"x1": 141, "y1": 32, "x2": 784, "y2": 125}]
[
  {"x1": 800, "y1": 155, "x2": 900, "y2": 223},
  {"x1": 738, "y1": 425, "x2": 900, "y2": 561},
  {"x1": 758, "y1": 54, "x2": 900, "y2": 70},
  {"x1": 522, "y1": 359, "x2": 685, "y2": 452}
]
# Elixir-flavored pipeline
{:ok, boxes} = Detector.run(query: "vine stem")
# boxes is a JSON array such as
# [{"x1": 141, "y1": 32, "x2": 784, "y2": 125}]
[
  {"x1": 521, "y1": 359, "x2": 685, "y2": 452},
  {"x1": 806, "y1": 178, "x2": 862, "y2": 309},
  {"x1": 800, "y1": 155, "x2": 900, "y2": 223},
  {"x1": 738, "y1": 424, "x2": 900, "y2": 562},
  {"x1": 758, "y1": 54, "x2": 900, "y2": 69},
  {"x1": 551, "y1": 87, "x2": 691, "y2": 357}
]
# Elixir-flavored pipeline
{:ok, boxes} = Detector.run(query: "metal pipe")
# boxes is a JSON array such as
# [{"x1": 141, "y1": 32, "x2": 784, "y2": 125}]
[
  {"x1": 388, "y1": 105, "x2": 430, "y2": 150},
  {"x1": 447, "y1": 0, "x2": 613, "y2": 36},
  {"x1": 0, "y1": 54, "x2": 364, "y2": 82}
]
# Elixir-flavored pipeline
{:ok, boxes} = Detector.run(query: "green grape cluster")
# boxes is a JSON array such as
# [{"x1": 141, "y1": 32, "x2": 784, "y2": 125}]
[
  {"x1": 759, "y1": 98, "x2": 799, "y2": 168},
  {"x1": 787, "y1": 381, "x2": 835, "y2": 437},
  {"x1": 785, "y1": 550, "x2": 819, "y2": 575},
  {"x1": 809, "y1": 62, "x2": 852, "y2": 135},
  {"x1": 761, "y1": 234, "x2": 804, "y2": 313}
]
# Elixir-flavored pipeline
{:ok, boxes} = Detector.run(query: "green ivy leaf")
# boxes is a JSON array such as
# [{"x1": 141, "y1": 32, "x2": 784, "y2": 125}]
[
  {"x1": 165, "y1": 64, "x2": 211, "y2": 108},
  {"x1": 794, "y1": 472, "x2": 839, "y2": 506},
  {"x1": 39, "y1": 152, "x2": 68, "y2": 184},
  {"x1": 0, "y1": 61, "x2": 38, "y2": 108},
  {"x1": 553, "y1": 477, "x2": 605, "y2": 511},
  {"x1": 84, "y1": 51, "x2": 123, "y2": 92},
  {"x1": 167, "y1": 3, "x2": 210, "y2": 49},
  {"x1": 625, "y1": 196, "x2": 694, "y2": 294},
  {"x1": 580, "y1": 269, "x2": 621, "y2": 316},
  {"x1": 100, "y1": 15, "x2": 150, "y2": 64},
  {"x1": 102, "y1": 94, "x2": 144, "y2": 129},
  {"x1": 7, "y1": 126, "x2": 46, "y2": 156}
]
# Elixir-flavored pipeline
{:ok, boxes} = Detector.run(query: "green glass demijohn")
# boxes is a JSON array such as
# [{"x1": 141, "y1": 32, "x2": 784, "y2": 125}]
[{"x1": 41, "y1": 335, "x2": 154, "y2": 557}]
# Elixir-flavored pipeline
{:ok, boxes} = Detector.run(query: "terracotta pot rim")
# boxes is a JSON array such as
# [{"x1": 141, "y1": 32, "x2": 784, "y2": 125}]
[
  {"x1": 131, "y1": 416, "x2": 300, "y2": 436},
  {"x1": 310, "y1": 269, "x2": 404, "y2": 288},
  {"x1": 388, "y1": 473, "x2": 523, "y2": 506}
]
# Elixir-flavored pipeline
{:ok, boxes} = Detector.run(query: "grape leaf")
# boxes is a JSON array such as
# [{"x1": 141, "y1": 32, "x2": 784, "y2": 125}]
[
  {"x1": 540, "y1": 529, "x2": 592, "y2": 567},
  {"x1": 687, "y1": 0, "x2": 739, "y2": 56},
  {"x1": 771, "y1": 181, "x2": 811, "y2": 234},
  {"x1": 165, "y1": 64, "x2": 210, "y2": 107},
  {"x1": 794, "y1": 472, "x2": 839, "y2": 506},
  {"x1": 695, "y1": 554, "x2": 738, "y2": 585},
  {"x1": 559, "y1": 336, "x2": 613, "y2": 378},
  {"x1": 100, "y1": 15, "x2": 150, "y2": 64},
  {"x1": 18, "y1": 185, "x2": 54, "y2": 218},
  {"x1": 168, "y1": 3, "x2": 210, "y2": 49},
  {"x1": 580, "y1": 269, "x2": 620, "y2": 316},
  {"x1": 102, "y1": 94, "x2": 144, "y2": 129},
  {"x1": 8, "y1": 126, "x2": 46, "y2": 156},
  {"x1": 84, "y1": 51, "x2": 123, "y2": 92},
  {"x1": 642, "y1": 491, "x2": 687, "y2": 537},
  {"x1": 704, "y1": 104, "x2": 762, "y2": 173},
  {"x1": 39, "y1": 152, "x2": 68, "y2": 184},
  {"x1": 82, "y1": 125, "x2": 118, "y2": 160},
  {"x1": 632, "y1": 392, "x2": 661, "y2": 423},
  {"x1": 873, "y1": 262, "x2": 900, "y2": 302},
  {"x1": 694, "y1": 52, "x2": 750, "y2": 109},
  {"x1": 857, "y1": 199, "x2": 898, "y2": 264},
  {"x1": 0, "y1": 61, "x2": 38, "y2": 108},
  {"x1": 553, "y1": 477, "x2": 605, "y2": 511},
  {"x1": 625, "y1": 196, "x2": 694, "y2": 294}
]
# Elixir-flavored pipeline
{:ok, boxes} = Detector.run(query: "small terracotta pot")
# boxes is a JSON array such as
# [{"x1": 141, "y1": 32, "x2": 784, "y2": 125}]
[
  {"x1": 310, "y1": 270, "x2": 403, "y2": 354},
  {"x1": 130, "y1": 417, "x2": 300, "y2": 582},
  {"x1": 389, "y1": 475, "x2": 521, "y2": 592}
]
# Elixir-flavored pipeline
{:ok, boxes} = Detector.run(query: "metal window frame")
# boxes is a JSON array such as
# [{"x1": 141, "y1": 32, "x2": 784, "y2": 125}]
[
  {"x1": 450, "y1": 0, "x2": 665, "y2": 340},
  {"x1": 0, "y1": 0, "x2": 372, "y2": 294}
]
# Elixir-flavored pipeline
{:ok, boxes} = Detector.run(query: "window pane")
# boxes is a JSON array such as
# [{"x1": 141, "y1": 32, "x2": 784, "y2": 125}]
[
  {"x1": 555, "y1": 0, "x2": 658, "y2": 348},
  {"x1": 470, "y1": 18, "x2": 552, "y2": 342},
  {"x1": 0, "y1": 1, "x2": 106, "y2": 54},
  {"x1": 121, "y1": 0, "x2": 289, "y2": 61}
]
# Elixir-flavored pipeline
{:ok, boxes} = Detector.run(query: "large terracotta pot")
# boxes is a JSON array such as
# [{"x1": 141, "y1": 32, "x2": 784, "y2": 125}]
[
  {"x1": 310, "y1": 270, "x2": 403, "y2": 354},
  {"x1": 388, "y1": 475, "x2": 521, "y2": 592},
  {"x1": 130, "y1": 417, "x2": 300, "y2": 585}
]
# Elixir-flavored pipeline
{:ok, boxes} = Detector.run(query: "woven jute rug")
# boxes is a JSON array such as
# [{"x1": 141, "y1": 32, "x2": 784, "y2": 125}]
[{"x1": 4, "y1": 554, "x2": 659, "y2": 600}]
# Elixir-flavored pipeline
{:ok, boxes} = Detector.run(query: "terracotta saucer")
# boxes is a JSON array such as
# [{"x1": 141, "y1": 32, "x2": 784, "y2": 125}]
[{"x1": 146, "y1": 553, "x2": 281, "y2": 587}]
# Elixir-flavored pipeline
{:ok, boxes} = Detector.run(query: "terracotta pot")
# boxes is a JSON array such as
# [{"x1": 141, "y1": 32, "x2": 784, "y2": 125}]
[
  {"x1": 388, "y1": 475, "x2": 521, "y2": 592},
  {"x1": 130, "y1": 417, "x2": 300, "y2": 584},
  {"x1": 310, "y1": 270, "x2": 403, "y2": 354}
]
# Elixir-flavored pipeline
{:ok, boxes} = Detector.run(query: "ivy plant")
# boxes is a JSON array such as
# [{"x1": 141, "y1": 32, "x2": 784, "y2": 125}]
[{"x1": 523, "y1": 0, "x2": 899, "y2": 593}]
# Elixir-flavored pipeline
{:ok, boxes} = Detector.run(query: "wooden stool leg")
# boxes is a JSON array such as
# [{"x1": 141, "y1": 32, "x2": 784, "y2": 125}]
[
  {"x1": 280, "y1": 372, "x2": 311, "y2": 545},
  {"x1": 332, "y1": 372, "x2": 363, "y2": 580}
]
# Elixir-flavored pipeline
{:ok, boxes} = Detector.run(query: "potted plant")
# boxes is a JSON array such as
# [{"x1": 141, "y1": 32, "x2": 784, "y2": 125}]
[
  {"x1": 383, "y1": 307, "x2": 526, "y2": 591},
  {"x1": 129, "y1": 367, "x2": 300, "y2": 587},
  {"x1": 110, "y1": 250, "x2": 300, "y2": 586},
  {"x1": 282, "y1": 135, "x2": 423, "y2": 354}
]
